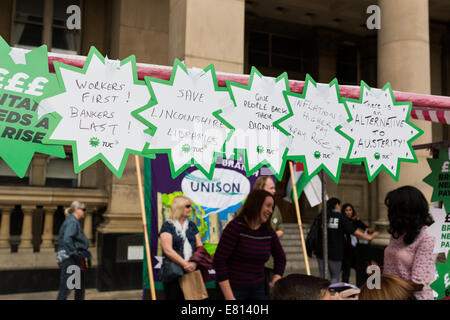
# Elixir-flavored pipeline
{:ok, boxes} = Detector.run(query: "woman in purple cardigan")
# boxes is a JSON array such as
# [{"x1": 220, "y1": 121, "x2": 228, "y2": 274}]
[
  {"x1": 213, "y1": 189, "x2": 286, "y2": 300},
  {"x1": 383, "y1": 186, "x2": 437, "y2": 300}
]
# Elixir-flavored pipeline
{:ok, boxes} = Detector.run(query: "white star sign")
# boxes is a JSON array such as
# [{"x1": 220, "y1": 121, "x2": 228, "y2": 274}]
[
  {"x1": 427, "y1": 206, "x2": 450, "y2": 255},
  {"x1": 38, "y1": 47, "x2": 153, "y2": 178},
  {"x1": 216, "y1": 67, "x2": 292, "y2": 180},
  {"x1": 338, "y1": 82, "x2": 423, "y2": 182},
  {"x1": 277, "y1": 76, "x2": 350, "y2": 182},
  {"x1": 141, "y1": 60, "x2": 231, "y2": 180}
]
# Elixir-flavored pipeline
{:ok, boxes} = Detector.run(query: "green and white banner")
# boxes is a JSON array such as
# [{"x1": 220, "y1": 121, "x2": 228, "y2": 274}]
[
  {"x1": 38, "y1": 47, "x2": 153, "y2": 178},
  {"x1": 0, "y1": 36, "x2": 65, "y2": 177}
]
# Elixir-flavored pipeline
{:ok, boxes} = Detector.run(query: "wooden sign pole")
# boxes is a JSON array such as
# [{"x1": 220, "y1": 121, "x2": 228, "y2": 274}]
[
  {"x1": 135, "y1": 155, "x2": 156, "y2": 300},
  {"x1": 288, "y1": 161, "x2": 311, "y2": 275}
]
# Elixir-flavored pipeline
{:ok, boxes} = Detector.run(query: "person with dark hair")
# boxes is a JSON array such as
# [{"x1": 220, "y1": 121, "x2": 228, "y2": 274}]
[
  {"x1": 341, "y1": 203, "x2": 374, "y2": 283},
  {"x1": 383, "y1": 186, "x2": 436, "y2": 300},
  {"x1": 359, "y1": 274, "x2": 424, "y2": 300},
  {"x1": 252, "y1": 176, "x2": 284, "y2": 298},
  {"x1": 314, "y1": 197, "x2": 379, "y2": 284},
  {"x1": 272, "y1": 274, "x2": 331, "y2": 300},
  {"x1": 213, "y1": 189, "x2": 286, "y2": 300}
]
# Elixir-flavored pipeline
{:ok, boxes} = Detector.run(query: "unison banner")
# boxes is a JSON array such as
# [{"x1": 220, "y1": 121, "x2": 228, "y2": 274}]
[{"x1": 143, "y1": 154, "x2": 273, "y2": 290}]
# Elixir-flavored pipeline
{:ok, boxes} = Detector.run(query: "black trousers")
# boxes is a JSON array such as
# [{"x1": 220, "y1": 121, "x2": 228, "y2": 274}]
[
  {"x1": 264, "y1": 268, "x2": 274, "y2": 299},
  {"x1": 163, "y1": 278, "x2": 185, "y2": 300},
  {"x1": 57, "y1": 255, "x2": 85, "y2": 300}
]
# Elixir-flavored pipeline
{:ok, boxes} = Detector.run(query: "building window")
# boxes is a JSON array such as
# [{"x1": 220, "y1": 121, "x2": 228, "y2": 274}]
[
  {"x1": 248, "y1": 31, "x2": 305, "y2": 73},
  {"x1": 12, "y1": 0, "x2": 81, "y2": 54},
  {"x1": 13, "y1": 0, "x2": 44, "y2": 48},
  {"x1": 0, "y1": 159, "x2": 30, "y2": 185},
  {"x1": 336, "y1": 44, "x2": 358, "y2": 85},
  {"x1": 45, "y1": 156, "x2": 78, "y2": 188},
  {"x1": 51, "y1": 0, "x2": 80, "y2": 54}
]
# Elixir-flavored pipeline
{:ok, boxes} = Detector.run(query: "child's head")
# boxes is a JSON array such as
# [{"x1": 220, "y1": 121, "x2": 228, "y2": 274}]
[{"x1": 272, "y1": 274, "x2": 331, "y2": 300}]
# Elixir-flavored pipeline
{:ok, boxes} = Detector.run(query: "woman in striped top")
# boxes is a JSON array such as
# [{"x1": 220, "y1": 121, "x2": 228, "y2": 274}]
[{"x1": 213, "y1": 189, "x2": 286, "y2": 300}]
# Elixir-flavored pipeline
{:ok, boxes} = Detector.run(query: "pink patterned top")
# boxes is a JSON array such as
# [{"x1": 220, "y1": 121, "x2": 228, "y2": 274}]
[{"x1": 383, "y1": 226, "x2": 437, "y2": 300}]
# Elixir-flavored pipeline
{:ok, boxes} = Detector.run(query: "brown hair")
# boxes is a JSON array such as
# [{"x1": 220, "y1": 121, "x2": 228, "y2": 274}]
[
  {"x1": 253, "y1": 176, "x2": 272, "y2": 190},
  {"x1": 272, "y1": 274, "x2": 331, "y2": 300},
  {"x1": 359, "y1": 274, "x2": 423, "y2": 300},
  {"x1": 238, "y1": 189, "x2": 274, "y2": 231}
]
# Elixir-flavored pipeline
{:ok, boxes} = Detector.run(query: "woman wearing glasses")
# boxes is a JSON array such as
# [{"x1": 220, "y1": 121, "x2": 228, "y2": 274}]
[
  {"x1": 159, "y1": 195, "x2": 203, "y2": 300},
  {"x1": 56, "y1": 201, "x2": 90, "y2": 300}
]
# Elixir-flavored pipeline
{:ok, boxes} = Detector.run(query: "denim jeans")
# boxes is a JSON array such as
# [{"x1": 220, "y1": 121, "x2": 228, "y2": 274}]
[
  {"x1": 57, "y1": 255, "x2": 85, "y2": 300},
  {"x1": 317, "y1": 258, "x2": 342, "y2": 284}
]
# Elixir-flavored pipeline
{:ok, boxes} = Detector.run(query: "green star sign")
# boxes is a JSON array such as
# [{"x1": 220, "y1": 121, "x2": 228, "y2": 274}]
[
  {"x1": 0, "y1": 36, "x2": 65, "y2": 177},
  {"x1": 38, "y1": 46, "x2": 155, "y2": 178},
  {"x1": 423, "y1": 148, "x2": 450, "y2": 210},
  {"x1": 430, "y1": 254, "x2": 450, "y2": 300}
]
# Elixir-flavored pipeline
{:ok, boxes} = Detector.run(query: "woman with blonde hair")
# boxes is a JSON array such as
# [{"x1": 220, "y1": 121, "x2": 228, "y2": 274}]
[
  {"x1": 359, "y1": 274, "x2": 423, "y2": 300},
  {"x1": 159, "y1": 195, "x2": 203, "y2": 300},
  {"x1": 56, "y1": 201, "x2": 90, "y2": 300}
]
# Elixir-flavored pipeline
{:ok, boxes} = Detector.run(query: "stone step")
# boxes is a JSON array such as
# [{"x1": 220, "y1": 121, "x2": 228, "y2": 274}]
[
  {"x1": 280, "y1": 239, "x2": 302, "y2": 247},
  {"x1": 280, "y1": 233, "x2": 303, "y2": 240},
  {"x1": 283, "y1": 225, "x2": 305, "y2": 232},
  {"x1": 284, "y1": 259, "x2": 320, "y2": 276},
  {"x1": 283, "y1": 245, "x2": 305, "y2": 254},
  {"x1": 282, "y1": 227, "x2": 310, "y2": 234},
  {"x1": 285, "y1": 252, "x2": 306, "y2": 261},
  {"x1": 283, "y1": 223, "x2": 311, "y2": 229}
]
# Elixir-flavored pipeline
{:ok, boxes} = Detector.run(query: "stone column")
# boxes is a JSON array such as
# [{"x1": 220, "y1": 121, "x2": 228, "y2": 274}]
[
  {"x1": 0, "y1": 206, "x2": 13, "y2": 249},
  {"x1": 169, "y1": 0, "x2": 245, "y2": 73},
  {"x1": 84, "y1": 208, "x2": 94, "y2": 246},
  {"x1": 373, "y1": 0, "x2": 432, "y2": 245},
  {"x1": 41, "y1": 206, "x2": 57, "y2": 249},
  {"x1": 97, "y1": 157, "x2": 144, "y2": 233},
  {"x1": 19, "y1": 205, "x2": 35, "y2": 251},
  {"x1": 30, "y1": 154, "x2": 47, "y2": 186}
]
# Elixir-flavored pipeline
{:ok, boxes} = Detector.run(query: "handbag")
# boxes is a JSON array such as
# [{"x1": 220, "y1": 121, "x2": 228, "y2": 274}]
[
  {"x1": 78, "y1": 250, "x2": 92, "y2": 271},
  {"x1": 178, "y1": 270, "x2": 208, "y2": 300},
  {"x1": 160, "y1": 257, "x2": 184, "y2": 283}
]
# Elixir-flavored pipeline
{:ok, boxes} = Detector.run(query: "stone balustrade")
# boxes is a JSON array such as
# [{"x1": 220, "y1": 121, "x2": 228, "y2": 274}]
[{"x1": 0, "y1": 185, "x2": 108, "y2": 253}]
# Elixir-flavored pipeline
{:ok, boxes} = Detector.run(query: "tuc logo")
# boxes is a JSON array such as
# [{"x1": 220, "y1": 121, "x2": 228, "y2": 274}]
[{"x1": 181, "y1": 168, "x2": 250, "y2": 209}]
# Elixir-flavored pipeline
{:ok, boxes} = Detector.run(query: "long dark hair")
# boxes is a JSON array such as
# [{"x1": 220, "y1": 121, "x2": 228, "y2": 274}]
[
  {"x1": 385, "y1": 186, "x2": 434, "y2": 245},
  {"x1": 341, "y1": 203, "x2": 356, "y2": 218},
  {"x1": 238, "y1": 189, "x2": 274, "y2": 231}
]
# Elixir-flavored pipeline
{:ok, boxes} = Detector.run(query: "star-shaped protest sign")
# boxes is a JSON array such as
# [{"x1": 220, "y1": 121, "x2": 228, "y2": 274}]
[
  {"x1": 0, "y1": 36, "x2": 65, "y2": 177},
  {"x1": 139, "y1": 59, "x2": 231, "y2": 179},
  {"x1": 38, "y1": 46, "x2": 153, "y2": 178},
  {"x1": 430, "y1": 254, "x2": 450, "y2": 300},
  {"x1": 338, "y1": 81, "x2": 423, "y2": 182},
  {"x1": 427, "y1": 206, "x2": 450, "y2": 255},
  {"x1": 274, "y1": 75, "x2": 350, "y2": 183},
  {"x1": 215, "y1": 67, "x2": 291, "y2": 180},
  {"x1": 424, "y1": 148, "x2": 450, "y2": 210}
]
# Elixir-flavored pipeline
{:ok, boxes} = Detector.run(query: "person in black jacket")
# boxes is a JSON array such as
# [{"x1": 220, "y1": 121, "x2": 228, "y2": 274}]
[
  {"x1": 340, "y1": 203, "x2": 374, "y2": 283},
  {"x1": 56, "y1": 201, "x2": 90, "y2": 300},
  {"x1": 314, "y1": 198, "x2": 378, "y2": 284}
]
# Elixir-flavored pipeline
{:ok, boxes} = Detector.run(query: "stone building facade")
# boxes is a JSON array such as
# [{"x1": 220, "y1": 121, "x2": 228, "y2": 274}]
[{"x1": 0, "y1": 0, "x2": 449, "y2": 292}]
